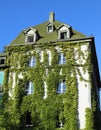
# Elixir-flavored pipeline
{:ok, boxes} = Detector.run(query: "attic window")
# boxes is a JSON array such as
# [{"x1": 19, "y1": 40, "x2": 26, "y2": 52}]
[
  {"x1": 25, "y1": 28, "x2": 38, "y2": 43},
  {"x1": 47, "y1": 23, "x2": 54, "y2": 33},
  {"x1": 57, "y1": 24, "x2": 71, "y2": 40},
  {"x1": 60, "y1": 32, "x2": 67, "y2": 39},
  {"x1": 48, "y1": 25, "x2": 53, "y2": 32},
  {"x1": 27, "y1": 35, "x2": 34, "y2": 42}
]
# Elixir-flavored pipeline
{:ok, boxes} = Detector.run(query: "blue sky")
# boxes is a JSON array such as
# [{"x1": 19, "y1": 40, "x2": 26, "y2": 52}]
[{"x1": 0, "y1": 0, "x2": 101, "y2": 77}]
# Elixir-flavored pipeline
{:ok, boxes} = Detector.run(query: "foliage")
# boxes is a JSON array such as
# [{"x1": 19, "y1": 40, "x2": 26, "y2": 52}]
[
  {"x1": 84, "y1": 108, "x2": 94, "y2": 130},
  {"x1": 0, "y1": 41, "x2": 99, "y2": 130}
]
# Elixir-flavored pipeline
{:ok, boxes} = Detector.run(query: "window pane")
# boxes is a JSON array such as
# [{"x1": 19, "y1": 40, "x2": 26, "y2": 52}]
[
  {"x1": 27, "y1": 36, "x2": 34, "y2": 42},
  {"x1": 57, "y1": 83, "x2": 61, "y2": 94},
  {"x1": 31, "y1": 82, "x2": 34, "y2": 94},
  {"x1": 26, "y1": 81, "x2": 34, "y2": 95},
  {"x1": 60, "y1": 32, "x2": 67, "y2": 39},
  {"x1": 63, "y1": 56, "x2": 66, "y2": 64},
  {"x1": 59, "y1": 53, "x2": 66, "y2": 64},
  {"x1": 29, "y1": 56, "x2": 36, "y2": 67},
  {"x1": 48, "y1": 26, "x2": 52, "y2": 32},
  {"x1": 0, "y1": 59, "x2": 5, "y2": 64},
  {"x1": 58, "y1": 53, "x2": 62, "y2": 64},
  {"x1": 64, "y1": 32, "x2": 67, "y2": 39},
  {"x1": 57, "y1": 81, "x2": 66, "y2": 94},
  {"x1": 63, "y1": 82, "x2": 66, "y2": 93}
]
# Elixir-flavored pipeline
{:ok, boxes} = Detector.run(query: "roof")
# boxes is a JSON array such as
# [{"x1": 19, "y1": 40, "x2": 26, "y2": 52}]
[{"x1": 9, "y1": 20, "x2": 87, "y2": 45}]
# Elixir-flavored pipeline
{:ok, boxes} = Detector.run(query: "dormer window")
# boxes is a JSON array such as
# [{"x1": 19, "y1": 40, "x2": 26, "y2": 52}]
[
  {"x1": 24, "y1": 27, "x2": 38, "y2": 43},
  {"x1": 47, "y1": 24, "x2": 54, "y2": 33},
  {"x1": 57, "y1": 24, "x2": 72, "y2": 40}
]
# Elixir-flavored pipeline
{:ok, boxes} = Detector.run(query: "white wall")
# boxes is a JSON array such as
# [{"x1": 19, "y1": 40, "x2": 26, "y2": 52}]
[
  {"x1": 75, "y1": 43, "x2": 91, "y2": 129},
  {"x1": 76, "y1": 67, "x2": 91, "y2": 129}
]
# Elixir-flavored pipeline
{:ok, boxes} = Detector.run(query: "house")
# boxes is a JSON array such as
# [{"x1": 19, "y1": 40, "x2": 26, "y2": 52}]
[{"x1": 0, "y1": 12, "x2": 101, "y2": 130}]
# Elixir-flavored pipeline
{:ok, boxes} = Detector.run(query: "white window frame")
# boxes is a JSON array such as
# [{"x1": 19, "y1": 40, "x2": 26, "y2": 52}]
[
  {"x1": 59, "y1": 53, "x2": 66, "y2": 64},
  {"x1": 26, "y1": 81, "x2": 34, "y2": 95},
  {"x1": 57, "y1": 81, "x2": 66, "y2": 94},
  {"x1": 29, "y1": 56, "x2": 36, "y2": 67}
]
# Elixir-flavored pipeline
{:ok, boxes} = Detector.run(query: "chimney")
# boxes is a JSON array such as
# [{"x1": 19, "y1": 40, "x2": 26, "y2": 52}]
[{"x1": 49, "y1": 12, "x2": 55, "y2": 23}]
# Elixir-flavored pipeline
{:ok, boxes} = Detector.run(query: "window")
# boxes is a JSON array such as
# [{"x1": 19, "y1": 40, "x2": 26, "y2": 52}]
[
  {"x1": 57, "y1": 121, "x2": 64, "y2": 128},
  {"x1": 57, "y1": 81, "x2": 66, "y2": 94},
  {"x1": 59, "y1": 53, "x2": 66, "y2": 64},
  {"x1": 27, "y1": 35, "x2": 34, "y2": 42},
  {"x1": 0, "y1": 58, "x2": 5, "y2": 65},
  {"x1": 26, "y1": 81, "x2": 34, "y2": 95},
  {"x1": 48, "y1": 26, "x2": 53, "y2": 32},
  {"x1": 57, "y1": 24, "x2": 71, "y2": 40},
  {"x1": 29, "y1": 56, "x2": 36, "y2": 67},
  {"x1": 47, "y1": 23, "x2": 54, "y2": 33},
  {"x1": 25, "y1": 111, "x2": 32, "y2": 127},
  {"x1": 24, "y1": 28, "x2": 38, "y2": 43},
  {"x1": 60, "y1": 32, "x2": 67, "y2": 39}
]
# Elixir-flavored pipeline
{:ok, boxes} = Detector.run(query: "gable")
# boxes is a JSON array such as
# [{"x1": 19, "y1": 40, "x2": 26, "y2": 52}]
[
  {"x1": 24, "y1": 27, "x2": 36, "y2": 34},
  {"x1": 27, "y1": 30, "x2": 35, "y2": 34},
  {"x1": 59, "y1": 26, "x2": 70, "y2": 31}
]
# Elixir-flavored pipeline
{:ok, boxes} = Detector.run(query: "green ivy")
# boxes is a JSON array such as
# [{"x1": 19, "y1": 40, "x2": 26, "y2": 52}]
[
  {"x1": 0, "y1": 41, "x2": 100, "y2": 130},
  {"x1": 85, "y1": 108, "x2": 94, "y2": 130}
]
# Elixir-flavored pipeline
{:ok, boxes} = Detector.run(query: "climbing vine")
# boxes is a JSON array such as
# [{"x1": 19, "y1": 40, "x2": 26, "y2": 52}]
[{"x1": 0, "y1": 41, "x2": 99, "y2": 130}]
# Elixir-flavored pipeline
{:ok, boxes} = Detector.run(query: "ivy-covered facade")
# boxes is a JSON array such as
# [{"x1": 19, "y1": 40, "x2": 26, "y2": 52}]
[{"x1": 0, "y1": 12, "x2": 101, "y2": 130}]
